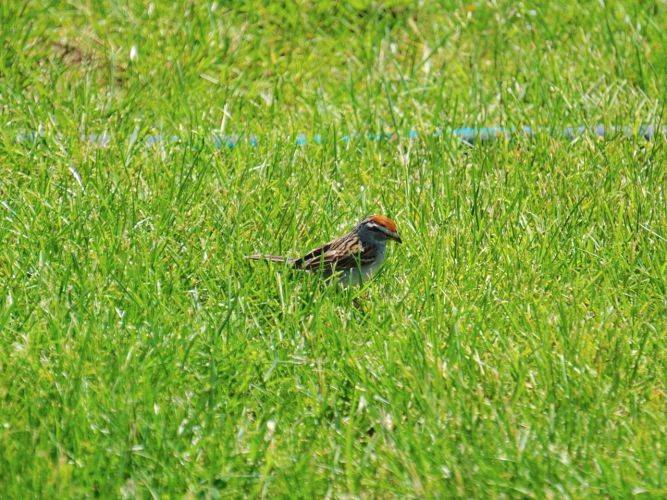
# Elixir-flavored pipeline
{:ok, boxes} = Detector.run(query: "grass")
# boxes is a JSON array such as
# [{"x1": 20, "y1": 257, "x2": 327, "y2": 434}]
[{"x1": 1, "y1": 0, "x2": 666, "y2": 497}]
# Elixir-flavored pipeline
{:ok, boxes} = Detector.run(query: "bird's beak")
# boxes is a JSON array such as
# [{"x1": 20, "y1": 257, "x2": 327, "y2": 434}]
[{"x1": 392, "y1": 233, "x2": 402, "y2": 244}]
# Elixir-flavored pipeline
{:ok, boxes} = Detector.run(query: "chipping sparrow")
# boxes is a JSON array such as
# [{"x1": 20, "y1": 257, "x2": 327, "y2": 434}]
[{"x1": 247, "y1": 215, "x2": 402, "y2": 286}]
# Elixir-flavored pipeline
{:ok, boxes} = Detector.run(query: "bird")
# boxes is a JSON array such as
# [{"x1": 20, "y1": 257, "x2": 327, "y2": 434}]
[{"x1": 246, "y1": 215, "x2": 402, "y2": 286}]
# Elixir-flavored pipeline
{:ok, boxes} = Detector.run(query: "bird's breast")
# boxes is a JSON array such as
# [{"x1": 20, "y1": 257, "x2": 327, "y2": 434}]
[{"x1": 340, "y1": 245, "x2": 386, "y2": 287}]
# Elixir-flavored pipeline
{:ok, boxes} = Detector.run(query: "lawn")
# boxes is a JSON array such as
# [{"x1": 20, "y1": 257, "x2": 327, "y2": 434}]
[{"x1": 1, "y1": 0, "x2": 666, "y2": 497}]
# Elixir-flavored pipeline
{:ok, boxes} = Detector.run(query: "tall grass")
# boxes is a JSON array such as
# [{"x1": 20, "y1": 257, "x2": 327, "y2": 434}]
[{"x1": 1, "y1": 0, "x2": 665, "y2": 496}]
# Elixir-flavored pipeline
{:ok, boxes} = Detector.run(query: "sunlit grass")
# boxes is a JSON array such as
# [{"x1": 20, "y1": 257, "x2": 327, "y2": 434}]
[{"x1": 1, "y1": 0, "x2": 666, "y2": 497}]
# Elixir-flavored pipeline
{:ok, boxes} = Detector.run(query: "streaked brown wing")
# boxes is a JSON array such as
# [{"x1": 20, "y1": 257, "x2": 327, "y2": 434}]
[
  {"x1": 295, "y1": 233, "x2": 376, "y2": 276},
  {"x1": 293, "y1": 242, "x2": 333, "y2": 267}
]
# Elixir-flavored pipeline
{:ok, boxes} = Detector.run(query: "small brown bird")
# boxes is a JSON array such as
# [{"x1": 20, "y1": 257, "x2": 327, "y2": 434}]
[{"x1": 246, "y1": 215, "x2": 402, "y2": 286}]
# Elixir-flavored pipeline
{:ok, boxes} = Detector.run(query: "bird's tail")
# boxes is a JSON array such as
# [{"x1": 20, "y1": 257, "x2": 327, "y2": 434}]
[{"x1": 245, "y1": 254, "x2": 295, "y2": 264}]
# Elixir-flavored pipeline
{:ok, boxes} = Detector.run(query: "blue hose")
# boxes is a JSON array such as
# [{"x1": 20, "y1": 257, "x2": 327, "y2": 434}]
[{"x1": 15, "y1": 124, "x2": 666, "y2": 148}]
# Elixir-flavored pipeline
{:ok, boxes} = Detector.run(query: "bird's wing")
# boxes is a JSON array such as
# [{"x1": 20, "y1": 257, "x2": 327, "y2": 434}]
[
  {"x1": 295, "y1": 234, "x2": 376, "y2": 275},
  {"x1": 294, "y1": 242, "x2": 333, "y2": 267}
]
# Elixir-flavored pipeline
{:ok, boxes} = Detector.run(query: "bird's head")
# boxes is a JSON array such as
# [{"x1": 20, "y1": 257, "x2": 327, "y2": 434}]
[{"x1": 357, "y1": 215, "x2": 402, "y2": 244}]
